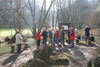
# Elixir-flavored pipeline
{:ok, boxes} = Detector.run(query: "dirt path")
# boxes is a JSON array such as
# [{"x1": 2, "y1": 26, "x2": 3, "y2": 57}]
[{"x1": 0, "y1": 43, "x2": 99, "y2": 67}]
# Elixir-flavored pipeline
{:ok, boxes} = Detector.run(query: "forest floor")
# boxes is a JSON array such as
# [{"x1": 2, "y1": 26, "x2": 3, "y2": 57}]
[{"x1": 0, "y1": 41, "x2": 100, "y2": 67}]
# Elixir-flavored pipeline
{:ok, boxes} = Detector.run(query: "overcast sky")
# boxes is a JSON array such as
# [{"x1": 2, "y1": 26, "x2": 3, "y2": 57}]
[{"x1": 36, "y1": 0, "x2": 51, "y2": 10}]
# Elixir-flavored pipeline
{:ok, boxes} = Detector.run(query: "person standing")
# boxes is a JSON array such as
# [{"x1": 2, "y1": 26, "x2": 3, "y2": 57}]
[
  {"x1": 70, "y1": 27, "x2": 75, "y2": 48},
  {"x1": 48, "y1": 29, "x2": 53, "y2": 45},
  {"x1": 90, "y1": 34, "x2": 95, "y2": 42},
  {"x1": 60, "y1": 27, "x2": 65, "y2": 46},
  {"x1": 35, "y1": 30, "x2": 41, "y2": 49},
  {"x1": 67, "y1": 28, "x2": 70, "y2": 44},
  {"x1": 42, "y1": 28, "x2": 48, "y2": 45},
  {"x1": 55, "y1": 29, "x2": 60, "y2": 45},
  {"x1": 52, "y1": 28, "x2": 55, "y2": 45},
  {"x1": 85, "y1": 25, "x2": 90, "y2": 42},
  {"x1": 16, "y1": 31, "x2": 23, "y2": 53}
]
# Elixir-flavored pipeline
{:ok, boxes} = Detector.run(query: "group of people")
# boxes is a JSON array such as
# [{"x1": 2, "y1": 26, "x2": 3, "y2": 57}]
[
  {"x1": 35, "y1": 27, "x2": 75, "y2": 49},
  {"x1": 10, "y1": 25, "x2": 93, "y2": 53}
]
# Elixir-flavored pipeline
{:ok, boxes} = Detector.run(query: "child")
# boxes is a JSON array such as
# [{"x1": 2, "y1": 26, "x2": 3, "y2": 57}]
[{"x1": 90, "y1": 34, "x2": 95, "y2": 42}]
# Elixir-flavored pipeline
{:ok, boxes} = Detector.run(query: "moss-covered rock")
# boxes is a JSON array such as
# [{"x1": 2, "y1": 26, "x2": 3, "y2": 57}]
[
  {"x1": 87, "y1": 56, "x2": 100, "y2": 67},
  {"x1": 87, "y1": 59, "x2": 93, "y2": 67},
  {"x1": 33, "y1": 49, "x2": 41, "y2": 58},
  {"x1": 94, "y1": 56, "x2": 100, "y2": 67},
  {"x1": 33, "y1": 45, "x2": 53, "y2": 64},
  {"x1": 21, "y1": 59, "x2": 46, "y2": 67},
  {"x1": 50, "y1": 53, "x2": 69, "y2": 65}
]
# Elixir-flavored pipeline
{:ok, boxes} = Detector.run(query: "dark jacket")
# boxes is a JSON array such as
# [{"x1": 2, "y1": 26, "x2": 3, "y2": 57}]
[
  {"x1": 48, "y1": 31, "x2": 52, "y2": 39},
  {"x1": 42, "y1": 31, "x2": 48, "y2": 39},
  {"x1": 67, "y1": 30, "x2": 70, "y2": 39},
  {"x1": 60, "y1": 29, "x2": 64, "y2": 40},
  {"x1": 85, "y1": 27, "x2": 90, "y2": 36},
  {"x1": 90, "y1": 36, "x2": 94, "y2": 42}
]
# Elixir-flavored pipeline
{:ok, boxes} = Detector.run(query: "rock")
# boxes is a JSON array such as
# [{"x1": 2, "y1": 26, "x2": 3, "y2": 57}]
[
  {"x1": 21, "y1": 59, "x2": 46, "y2": 67},
  {"x1": 87, "y1": 56, "x2": 100, "y2": 67},
  {"x1": 94, "y1": 56, "x2": 100, "y2": 67},
  {"x1": 33, "y1": 45, "x2": 53, "y2": 64},
  {"x1": 50, "y1": 53, "x2": 69, "y2": 65}
]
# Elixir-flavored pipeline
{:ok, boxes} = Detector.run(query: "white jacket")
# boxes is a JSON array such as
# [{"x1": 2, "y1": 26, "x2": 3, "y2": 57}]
[{"x1": 16, "y1": 33, "x2": 23, "y2": 44}]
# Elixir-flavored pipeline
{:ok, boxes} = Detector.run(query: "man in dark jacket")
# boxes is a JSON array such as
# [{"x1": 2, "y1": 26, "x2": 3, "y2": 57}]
[
  {"x1": 85, "y1": 25, "x2": 90, "y2": 42},
  {"x1": 42, "y1": 28, "x2": 48, "y2": 45},
  {"x1": 60, "y1": 27, "x2": 65, "y2": 46}
]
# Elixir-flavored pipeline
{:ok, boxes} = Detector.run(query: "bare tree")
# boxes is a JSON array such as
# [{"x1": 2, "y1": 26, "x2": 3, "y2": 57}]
[
  {"x1": 38, "y1": 0, "x2": 55, "y2": 31},
  {"x1": 90, "y1": 8, "x2": 100, "y2": 28}
]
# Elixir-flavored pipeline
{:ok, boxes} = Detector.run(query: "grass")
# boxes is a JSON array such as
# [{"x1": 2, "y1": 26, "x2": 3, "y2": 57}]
[
  {"x1": 0, "y1": 28, "x2": 32, "y2": 37},
  {"x1": 76, "y1": 40, "x2": 96, "y2": 46},
  {"x1": 0, "y1": 42, "x2": 22, "y2": 55},
  {"x1": 0, "y1": 42, "x2": 11, "y2": 55},
  {"x1": 95, "y1": 35, "x2": 100, "y2": 43},
  {"x1": 0, "y1": 28, "x2": 34, "y2": 55},
  {"x1": 0, "y1": 38, "x2": 35, "y2": 55}
]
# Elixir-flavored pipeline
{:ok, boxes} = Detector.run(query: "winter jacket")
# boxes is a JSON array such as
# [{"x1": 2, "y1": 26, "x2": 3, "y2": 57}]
[
  {"x1": 60, "y1": 29, "x2": 65, "y2": 40},
  {"x1": 55, "y1": 30, "x2": 60, "y2": 38},
  {"x1": 42, "y1": 31, "x2": 48, "y2": 39},
  {"x1": 35, "y1": 32, "x2": 41, "y2": 40},
  {"x1": 70, "y1": 30, "x2": 75, "y2": 40},
  {"x1": 48, "y1": 31, "x2": 52, "y2": 39},
  {"x1": 85, "y1": 27, "x2": 90, "y2": 36},
  {"x1": 16, "y1": 33, "x2": 23, "y2": 44}
]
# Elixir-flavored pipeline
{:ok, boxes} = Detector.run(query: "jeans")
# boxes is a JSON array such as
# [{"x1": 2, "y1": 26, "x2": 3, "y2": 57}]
[
  {"x1": 55, "y1": 38, "x2": 59, "y2": 44},
  {"x1": 36, "y1": 40, "x2": 40, "y2": 49},
  {"x1": 68, "y1": 38, "x2": 71, "y2": 44},
  {"x1": 43, "y1": 38, "x2": 47, "y2": 45},
  {"x1": 71, "y1": 40, "x2": 74, "y2": 47}
]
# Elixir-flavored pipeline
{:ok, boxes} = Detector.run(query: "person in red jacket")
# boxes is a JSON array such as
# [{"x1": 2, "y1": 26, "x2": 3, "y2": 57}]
[
  {"x1": 35, "y1": 30, "x2": 41, "y2": 49},
  {"x1": 70, "y1": 27, "x2": 75, "y2": 48},
  {"x1": 55, "y1": 29, "x2": 60, "y2": 45}
]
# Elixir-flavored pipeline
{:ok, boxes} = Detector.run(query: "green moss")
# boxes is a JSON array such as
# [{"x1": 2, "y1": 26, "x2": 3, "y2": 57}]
[
  {"x1": 0, "y1": 43, "x2": 11, "y2": 55},
  {"x1": 50, "y1": 54, "x2": 69, "y2": 65},
  {"x1": 87, "y1": 56, "x2": 100, "y2": 67},
  {"x1": 21, "y1": 59, "x2": 46, "y2": 67},
  {"x1": 77, "y1": 40, "x2": 95, "y2": 46},
  {"x1": 33, "y1": 45, "x2": 53, "y2": 64}
]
